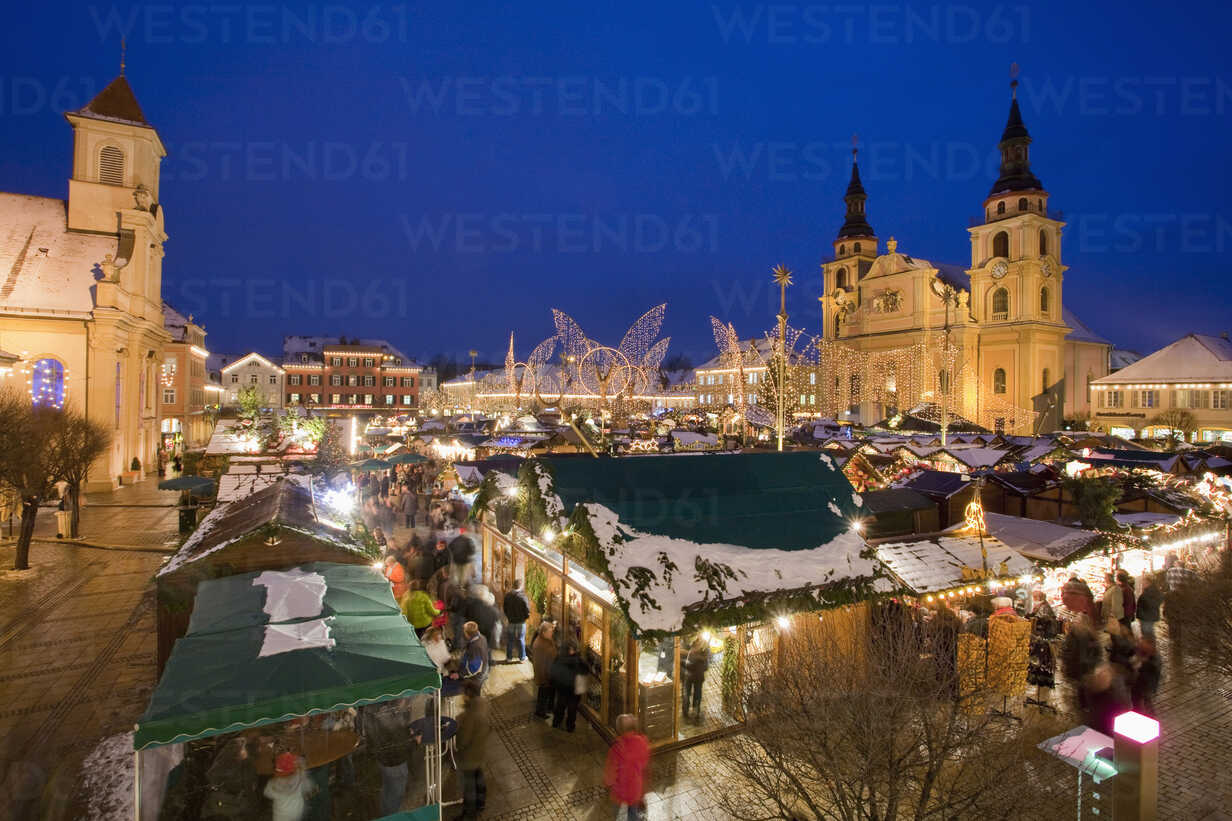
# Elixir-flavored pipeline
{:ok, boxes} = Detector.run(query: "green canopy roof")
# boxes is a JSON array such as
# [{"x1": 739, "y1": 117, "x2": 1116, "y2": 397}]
[
  {"x1": 372, "y1": 807, "x2": 441, "y2": 821},
  {"x1": 187, "y1": 562, "x2": 397, "y2": 635},
  {"x1": 136, "y1": 564, "x2": 439, "y2": 750},
  {"x1": 538, "y1": 451, "x2": 865, "y2": 550}
]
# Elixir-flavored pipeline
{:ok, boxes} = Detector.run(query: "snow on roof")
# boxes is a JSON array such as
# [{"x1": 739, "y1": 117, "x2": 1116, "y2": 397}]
[
  {"x1": 162, "y1": 302, "x2": 191, "y2": 339},
  {"x1": 875, "y1": 531, "x2": 1032, "y2": 594},
  {"x1": 0, "y1": 193, "x2": 111, "y2": 316},
  {"x1": 981, "y1": 512, "x2": 1097, "y2": 563},
  {"x1": 1063, "y1": 307, "x2": 1113, "y2": 345},
  {"x1": 941, "y1": 446, "x2": 1012, "y2": 469},
  {"x1": 1093, "y1": 334, "x2": 1232, "y2": 384},
  {"x1": 1110, "y1": 348, "x2": 1142, "y2": 370},
  {"x1": 205, "y1": 420, "x2": 262, "y2": 456},
  {"x1": 587, "y1": 502, "x2": 884, "y2": 633},
  {"x1": 1113, "y1": 512, "x2": 1182, "y2": 529},
  {"x1": 282, "y1": 335, "x2": 412, "y2": 363}
]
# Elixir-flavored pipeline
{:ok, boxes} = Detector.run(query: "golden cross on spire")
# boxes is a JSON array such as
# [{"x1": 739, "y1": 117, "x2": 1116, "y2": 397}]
[
  {"x1": 120, "y1": 37, "x2": 127, "y2": 75},
  {"x1": 1010, "y1": 62, "x2": 1020, "y2": 97}
]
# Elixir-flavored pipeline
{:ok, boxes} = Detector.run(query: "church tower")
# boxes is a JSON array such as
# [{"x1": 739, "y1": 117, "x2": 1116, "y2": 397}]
[
  {"x1": 967, "y1": 72, "x2": 1069, "y2": 426},
  {"x1": 65, "y1": 73, "x2": 167, "y2": 322},
  {"x1": 821, "y1": 147, "x2": 879, "y2": 339}
]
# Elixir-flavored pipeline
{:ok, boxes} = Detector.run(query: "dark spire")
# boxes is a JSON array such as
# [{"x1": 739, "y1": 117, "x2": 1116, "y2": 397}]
[
  {"x1": 988, "y1": 67, "x2": 1042, "y2": 196},
  {"x1": 837, "y1": 142, "x2": 875, "y2": 240},
  {"x1": 72, "y1": 75, "x2": 150, "y2": 127}
]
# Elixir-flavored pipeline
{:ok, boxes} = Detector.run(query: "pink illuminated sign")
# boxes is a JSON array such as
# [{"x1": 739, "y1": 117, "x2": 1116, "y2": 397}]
[{"x1": 1113, "y1": 711, "x2": 1160, "y2": 744}]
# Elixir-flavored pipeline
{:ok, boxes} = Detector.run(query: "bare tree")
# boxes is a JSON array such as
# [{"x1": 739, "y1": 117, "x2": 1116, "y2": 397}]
[
  {"x1": 1164, "y1": 551, "x2": 1232, "y2": 680},
  {"x1": 0, "y1": 390, "x2": 63, "y2": 570},
  {"x1": 48, "y1": 409, "x2": 111, "y2": 539},
  {"x1": 709, "y1": 605, "x2": 1071, "y2": 821},
  {"x1": 1148, "y1": 408, "x2": 1198, "y2": 448}
]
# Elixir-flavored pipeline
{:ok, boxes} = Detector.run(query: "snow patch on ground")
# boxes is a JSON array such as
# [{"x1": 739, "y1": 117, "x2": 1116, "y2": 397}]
[{"x1": 78, "y1": 732, "x2": 134, "y2": 821}]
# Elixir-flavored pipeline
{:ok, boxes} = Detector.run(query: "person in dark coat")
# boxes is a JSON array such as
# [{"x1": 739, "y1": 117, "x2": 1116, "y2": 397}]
[
  {"x1": 1135, "y1": 575, "x2": 1163, "y2": 639},
  {"x1": 531, "y1": 621, "x2": 558, "y2": 719},
  {"x1": 1116, "y1": 570, "x2": 1136, "y2": 632},
  {"x1": 454, "y1": 680, "x2": 491, "y2": 819},
  {"x1": 462, "y1": 584, "x2": 501, "y2": 665},
  {"x1": 360, "y1": 701, "x2": 414, "y2": 816},
  {"x1": 200, "y1": 737, "x2": 260, "y2": 820},
  {"x1": 1027, "y1": 590, "x2": 1058, "y2": 692},
  {"x1": 1131, "y1": 638, "x2": 1162, "y2": 716},
  {"x1": 449, "y1": 535, "x2": 478, "y2": 586},
  {"x1": 458, "y1": 621, "x2": 489, "y2": 690},
  {"x1": 682, "y1": 636, "x2": 710, "y2": 720},
  {"x1": 550, "y1": 641, "x2": 586, "y2": 732},
  {"x1": 1080, "y1": 664, "x2": 1131, "y2": 735},
  {"x1": 502, "y1": 580, "x2": 532, "y2": 662}
]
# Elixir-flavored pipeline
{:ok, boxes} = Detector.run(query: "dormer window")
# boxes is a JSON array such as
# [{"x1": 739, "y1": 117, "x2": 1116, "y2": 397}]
[{"x1": 98, "y1": 145, "x2": 125, "y2": 186}]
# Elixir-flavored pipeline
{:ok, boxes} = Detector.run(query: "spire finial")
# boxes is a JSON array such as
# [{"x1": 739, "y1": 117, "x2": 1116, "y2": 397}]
[
  {"x1": 120, "y1": 37, "x2": 126, "y2": 76},
  {"x1": 1009, "y1": 62, "x2": 1020, "y2": 98},
  {"x1": 851, "y1": 133, "x2": 859, "y2": 161}
]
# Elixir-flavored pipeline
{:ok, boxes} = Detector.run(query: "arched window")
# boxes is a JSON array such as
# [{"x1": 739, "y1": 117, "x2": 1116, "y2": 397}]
[
  {"x1": 992, "y1": 287, "x2": 1009, "y2": 318},
  {"x1": 835, "y1": 267, "x2": 848, "y2": 289},
  {"x1": 1038, "y1": 229, "x2": 1048, "y2": 256},
  {"x1": 838, "y1": 243, "x2": 846, "y2": 256},
  {"x1": 32, "y1": 358, "x2": 66, "y2": 409},
  {"x1": 854, "y1": 242, "x2": 862, "y2": 253},
  {"x1": 993, "y1": 368, "x2": 1007, "y2": 394},
  {"x1": 1038, "y1": 198, "x2": 1044, "y2": 213},
  {"x1": 1018, "y1": 197, "x2": 1028, "y2": 212},
  {"x1": 1042, "y1": 368, "x2": 1051, "y2": 393},
  {"x1": 98, "y1": 146, "x2": 125, "y2": 186},
  {"x1": 1040, "y1": 286, "x2": 1050, "y2": 314},
  {"x1": 996, "y1": 201, "x2": 1006, "y2": 215},
  {"x1": 992, "y1": 231, "x2": 1009, "y2": 258}
]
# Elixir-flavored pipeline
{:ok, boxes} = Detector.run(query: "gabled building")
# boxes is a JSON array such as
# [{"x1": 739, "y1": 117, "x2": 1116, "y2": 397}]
[
  {"x1": 220, "y1": 352, "x2": 285, "y2": 410},
  {"x1": 0, "y1": 74, "x2": 171, "y2": 489},
  {"x1": 1090, "y1": 333, "x2": 1232, "y2": 443}
]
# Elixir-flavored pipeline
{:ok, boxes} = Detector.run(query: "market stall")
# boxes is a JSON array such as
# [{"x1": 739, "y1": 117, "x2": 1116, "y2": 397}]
[
  {"x1": 472, "y1": 451, "x2": 886, "y2": 749},
  {"x1": 135, "y1": 563, "x2": 443, "y2": 821},
  {"x1": 155, "y1": 476, "x2": 376, "y2": 674}
]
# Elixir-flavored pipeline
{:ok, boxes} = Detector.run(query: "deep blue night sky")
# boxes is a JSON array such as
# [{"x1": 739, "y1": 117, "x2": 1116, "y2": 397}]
[{"x1": 3, "y1": 1, "x2": 1230, "y2": 367}]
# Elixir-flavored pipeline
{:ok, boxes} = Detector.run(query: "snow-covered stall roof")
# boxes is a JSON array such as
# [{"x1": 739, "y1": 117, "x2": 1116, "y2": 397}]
[
  {"x1": 1092, "y1": 333, "x2": 1232, "y2": 385},
  {"x1": 874, "y1": 530, "x2": 1033, "y2": 594},
  {"x1": 981, "y1": 512, "x2": 1098, "y2": 563},
  {"x1": 533, "y1": 452, "x2": 884, "y2": 634}
]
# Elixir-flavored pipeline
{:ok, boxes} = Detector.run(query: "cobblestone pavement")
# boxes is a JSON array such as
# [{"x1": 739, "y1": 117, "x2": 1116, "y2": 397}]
[
  {"x1": 0, "y1": 486, "x2": 1228, "y2": 821},
  {"x1": 26, "y1": 479, "x2": 183, "y2": 551}
]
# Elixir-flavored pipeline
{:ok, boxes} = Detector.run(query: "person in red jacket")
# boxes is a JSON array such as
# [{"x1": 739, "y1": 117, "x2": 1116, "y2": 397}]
[{"x1": 604, "y1": 714, "x2": 650, "y2": 820}]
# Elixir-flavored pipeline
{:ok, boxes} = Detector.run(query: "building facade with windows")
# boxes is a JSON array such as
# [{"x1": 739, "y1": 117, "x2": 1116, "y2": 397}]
[
  {"x1": 161, "y1": 304, "x2": 212, "y2": 450},
  {"x1": 220, "y1": 352, "x2": 285, "y2": 410},
  {"x1": 816, "y1": 84, "x2": 1112, "y2": 432},
  {"x1": 1090, "y1": 334, "x2": 1232, "y2": 443},
  {"x1": 0, "y1": 75, "x2": 171, "y2": 490},
  {"x1": 281, "y1": 337, "x2": 421, "y2": 411}
]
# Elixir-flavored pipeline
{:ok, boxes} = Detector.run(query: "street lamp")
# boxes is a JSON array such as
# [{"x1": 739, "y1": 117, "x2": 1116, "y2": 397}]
[{"x1": 929, "y1": 277, "x2": 962, "y2": 447}]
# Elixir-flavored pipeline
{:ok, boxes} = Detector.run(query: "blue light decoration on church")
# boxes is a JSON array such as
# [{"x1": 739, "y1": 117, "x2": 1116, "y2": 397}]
[{"x1": 31, "y1": 358, "x2": 65, "y2": 409}]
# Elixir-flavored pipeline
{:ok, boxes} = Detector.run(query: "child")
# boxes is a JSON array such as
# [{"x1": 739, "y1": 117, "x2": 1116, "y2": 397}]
[{"x1": 263, "y1": 753, "x2": 314, "y2": 821}]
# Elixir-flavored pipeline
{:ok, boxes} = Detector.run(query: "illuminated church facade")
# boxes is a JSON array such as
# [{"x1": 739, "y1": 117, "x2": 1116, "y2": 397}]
[{"x1": 817, "y1": 84, "x2": 1111, "y2": 433}]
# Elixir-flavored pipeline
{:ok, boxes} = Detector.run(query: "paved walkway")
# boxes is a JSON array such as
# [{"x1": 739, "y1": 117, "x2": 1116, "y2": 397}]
[
  {"x1": 0, "y1": 483, "x2": 1227, "y2": 820},
  {"x1": 27, "y1": 479, "x2": 182, "y2": 552}
]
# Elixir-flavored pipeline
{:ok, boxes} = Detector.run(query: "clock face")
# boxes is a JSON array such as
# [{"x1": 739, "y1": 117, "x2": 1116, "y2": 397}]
[
  {"x1": 991, "y1": 261, "x2": 1008, "y2": 279},
  {"x1": 1041, "y1": 259, "x2": 1053, "y2": 277}
]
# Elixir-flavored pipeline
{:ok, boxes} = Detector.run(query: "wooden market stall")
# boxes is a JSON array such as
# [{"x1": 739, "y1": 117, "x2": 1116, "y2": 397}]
[
  {"x1": 155, "y1": 477, "x2": 375, "y2": 673},
  {"x1": 470, "y1": 451, "x2": 886, "y2": 750}
]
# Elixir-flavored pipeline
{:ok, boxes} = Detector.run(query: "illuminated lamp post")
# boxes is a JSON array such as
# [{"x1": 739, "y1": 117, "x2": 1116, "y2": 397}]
[
  {"x1": 1113, "y1": 710, "x2": 1159, "y2": 821},
  {"x1": 772, "y1": 263, "x2": 793, "y2": 452}
]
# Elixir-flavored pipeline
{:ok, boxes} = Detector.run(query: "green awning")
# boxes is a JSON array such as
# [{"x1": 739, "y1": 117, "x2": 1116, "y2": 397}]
[
  {"x1": 539, "y1": 451, "x2": 865, "y2": 550},
  {"x1": 187, "y1": 562, "x2": 397, "y2": 635},
  {"x1": 372, "y1": 806, "x2": 440, "y2": 821},
  {"x1": 136, "y1": 564, "x2": 440, "y2": 750}
]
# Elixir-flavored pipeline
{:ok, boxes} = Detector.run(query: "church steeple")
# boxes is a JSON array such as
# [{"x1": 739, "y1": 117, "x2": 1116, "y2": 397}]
[
  {"x1": 837, "y1": 146, "x2": 876, "y2": 241},
  {"x1": 988, "y1": 70, "x2": 1043, "y2": 198}
]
